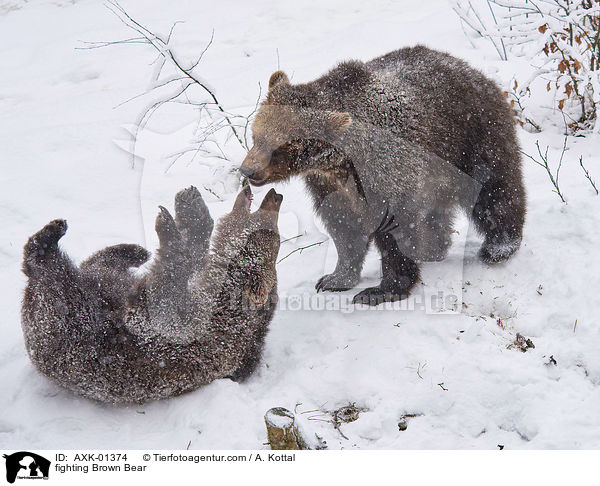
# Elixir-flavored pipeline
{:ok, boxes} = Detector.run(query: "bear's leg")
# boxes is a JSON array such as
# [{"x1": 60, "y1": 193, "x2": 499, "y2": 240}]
[
  {"x1": 472, "y1": 177, "x2": 525, "y2": 263},
  {"x1": 174, "y1": 186, "x2": 214, "y2": 267},
  {"x1": 130, "y1": 207, "x2": 188, "y2": 296},
  {"x1": 155, "y1": 206, "x2": 186, "y2": 262},
  {"x1": 80, "y1": 244, "x2": 150, "y2": 272},
  {"x1": 421, "y1": 207, "x2": 454, "y2": 262},
  {"x1": 352, "y1": 232, "x2": 420, "y2": 305},
  {"x1": 22, "y1": 219, "x2": 72, "y2": 278},
  {"x1": 138, "y1": 207, "x2": 190, "y2": 317},
  {"x1": 315, "y1": 227, "x2": 369, "y2": 292}
]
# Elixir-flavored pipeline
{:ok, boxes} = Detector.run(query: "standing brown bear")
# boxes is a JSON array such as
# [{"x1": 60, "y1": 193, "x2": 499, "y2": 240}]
[{"x1": 240, "y1": 45, "x2": 526, "y2": 305}]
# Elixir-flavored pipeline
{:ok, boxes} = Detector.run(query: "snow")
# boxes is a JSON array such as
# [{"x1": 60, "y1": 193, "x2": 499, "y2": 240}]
[
  {"x1": 1, "y1": 0, "x2": 599, "y2": 450},
  {"x1": 264, "y1": 408, "x2": 294, "y2": 429}
]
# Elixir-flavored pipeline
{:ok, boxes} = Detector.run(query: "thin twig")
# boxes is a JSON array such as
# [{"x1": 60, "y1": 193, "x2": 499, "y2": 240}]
[
  {"x1": 242, "y1": 82, "x2": 262, "y2": 150},
  {"x1": 83, "y1": 0, "x2": 247, "y2": 162},
  {"x1": 276, "y1": 240, "x2": 326, "y2": 264},
  {"x1": 579, "y1": 156, "x2": 599, "y2": 194},
  {"x1": 521, "y1": 139, "x2": 567, "y2": 203},
  {"x1": 280, "y1": 233, "x2": 305, "y2": 244},
  {"x1": 486, "y1": 0, "x2": 508, "y2": 59}
]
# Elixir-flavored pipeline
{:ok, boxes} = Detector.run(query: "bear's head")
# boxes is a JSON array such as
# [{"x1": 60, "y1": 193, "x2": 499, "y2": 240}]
[{"x1": 240, "y1": 71, "x2": 352, "y2": 186}]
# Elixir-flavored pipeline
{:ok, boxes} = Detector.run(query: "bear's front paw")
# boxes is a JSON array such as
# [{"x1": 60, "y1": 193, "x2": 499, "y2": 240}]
[
  {"x1": 174, "y1": 186, "x2": 213, "y2": 249},
  {"x1": 352, "y1": 285, "x2": 410, "y2": 306},
  {"x1": 315, "y1": 271, "x2": 360, "y2": 292}
]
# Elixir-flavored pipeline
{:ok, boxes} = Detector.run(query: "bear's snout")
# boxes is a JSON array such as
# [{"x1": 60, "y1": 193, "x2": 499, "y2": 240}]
[
  {"x1": 239, "y1": 166, "x2": 255, "y2": 178},
  {"x1": 240, "y1": 149, "x2": 273, "y2": 186}
]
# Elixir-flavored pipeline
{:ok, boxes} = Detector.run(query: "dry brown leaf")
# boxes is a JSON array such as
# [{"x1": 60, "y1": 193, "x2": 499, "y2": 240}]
[
  {"x1": 558, "y1": 60, "x2": 567, "y2": 73},
  {"x1": 565, "y1": 83, "x2": 573, "y2": 97}
]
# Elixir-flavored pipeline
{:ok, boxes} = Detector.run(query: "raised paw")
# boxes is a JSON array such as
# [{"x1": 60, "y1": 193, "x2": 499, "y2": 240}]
[
  {"x1": 175, "y1": 186, "x2": 211, "y2": 226},
  {"x1": 155, "y1": 206, "x2": 182, "y2": 248},
  {"x1": 31, "y1": 219, "x2": 68, "y2": 250},
  {"x1": 352, "y1": 285, "x2": 409, "y2": 306},
  {"x1": 174, "y1": 186, "x2": 213, "y2": 254},
  {"x1": 114, "y1": 244, "x2": 151, "y2": 267},
  {"x1": 80, "y1": 243, "x2": 150, "y2": 271},
  {"x1": 23, "y1": 219, "x2": 68, "y2": 277},
  {"x1": 315, "y1": 271, "x2": 360, "y2": 292}
]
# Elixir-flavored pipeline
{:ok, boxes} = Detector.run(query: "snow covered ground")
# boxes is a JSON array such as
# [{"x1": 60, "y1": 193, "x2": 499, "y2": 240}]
[{"x1": 1, "y1": 0, "x2": 599, "y2": 449}]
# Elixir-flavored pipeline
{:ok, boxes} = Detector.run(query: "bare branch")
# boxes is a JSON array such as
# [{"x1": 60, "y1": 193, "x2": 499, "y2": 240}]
[
  {"x1": 86, "y1": 0, "x2": 248, "y2": 155},
  {"x1": 277, "y1": 240, "x2": 327, "y2": 264},
  {"x1": 579, "y1": 156, "x2": 599, "y2": 194},
  {"x1": 521, "y1": 139, "x2": 567, "y2": 202}
]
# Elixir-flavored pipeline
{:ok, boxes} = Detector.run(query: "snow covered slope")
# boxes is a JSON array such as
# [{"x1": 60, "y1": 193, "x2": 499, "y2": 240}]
[{"x1": 1, "y1": 0, "x2": 599, "y2": 449}]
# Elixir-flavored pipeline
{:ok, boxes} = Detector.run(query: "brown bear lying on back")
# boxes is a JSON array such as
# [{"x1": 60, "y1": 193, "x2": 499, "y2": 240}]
[{"x1": 21, "y1": 186, "x2": 282, "y2": 403}]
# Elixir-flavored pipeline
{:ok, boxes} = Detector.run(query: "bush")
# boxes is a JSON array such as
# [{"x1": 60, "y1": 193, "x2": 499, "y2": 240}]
[{"x1": 453, "y1": 0, "x2": 600, "y2": 133}]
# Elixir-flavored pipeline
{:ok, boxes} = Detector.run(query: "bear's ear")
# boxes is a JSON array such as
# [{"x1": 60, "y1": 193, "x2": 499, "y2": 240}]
[
  {"x1": 326, "y1": 111, "x2": 352, "y2": 137},
  {"x1": 244, "y1": 265, "x2": 276, "y2": 307},
  {"x1": 268, "y1": 70, "x2": 290, "y2": 90}
]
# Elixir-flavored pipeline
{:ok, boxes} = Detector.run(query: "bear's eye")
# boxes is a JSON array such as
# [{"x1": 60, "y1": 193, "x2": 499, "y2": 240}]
[{"x1": 270, "y1": 147, "x2": 286, "y2": 165}]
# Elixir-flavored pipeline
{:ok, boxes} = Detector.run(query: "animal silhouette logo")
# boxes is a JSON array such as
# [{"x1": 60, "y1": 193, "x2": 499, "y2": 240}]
[{"x1": 3, "y1": 452, "x2": 50, "y2": 483}]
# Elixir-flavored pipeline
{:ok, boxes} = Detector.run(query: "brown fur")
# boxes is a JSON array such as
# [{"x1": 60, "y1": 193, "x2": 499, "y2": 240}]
[
  {"x1": 20, "y1": 186, "x2": 283, "y2": 403},
  {"x1": 241, "y1": 46, "x2": 526, "y2": 305}
]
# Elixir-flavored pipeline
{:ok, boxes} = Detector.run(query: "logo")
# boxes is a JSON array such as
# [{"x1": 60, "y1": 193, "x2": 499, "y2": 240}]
[{"x1": 3, "y1": 452, "x2": 50, "y2": 483}]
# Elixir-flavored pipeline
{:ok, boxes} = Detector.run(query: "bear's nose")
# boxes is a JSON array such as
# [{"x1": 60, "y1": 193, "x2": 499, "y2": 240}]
[{"x1": 239, "y1": 166, "x2": 255, "y2": 178}]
